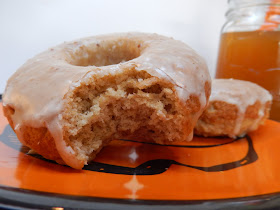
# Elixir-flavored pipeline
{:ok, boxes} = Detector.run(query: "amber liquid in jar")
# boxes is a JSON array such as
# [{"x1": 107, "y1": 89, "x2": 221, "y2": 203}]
[{"x1": 216, "y1": 30, "x2": 280, "y2": 121}]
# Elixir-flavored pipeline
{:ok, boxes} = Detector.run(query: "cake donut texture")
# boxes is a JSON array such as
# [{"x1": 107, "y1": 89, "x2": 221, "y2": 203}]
[
  {"x1": 195, "y1": 79, "x2": 272, "y2": 138},
  {"x1": 3, "y1": 32, "x2": 211, "y2": 169}
]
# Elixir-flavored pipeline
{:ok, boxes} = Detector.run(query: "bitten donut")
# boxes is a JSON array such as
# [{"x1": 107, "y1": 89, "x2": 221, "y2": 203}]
[
  {"x1": 3, "y1": 32, "x2": 211, "y2": 169},
  {"x1": 195, "y1": 79, "x2": 272, "y2": 138}
]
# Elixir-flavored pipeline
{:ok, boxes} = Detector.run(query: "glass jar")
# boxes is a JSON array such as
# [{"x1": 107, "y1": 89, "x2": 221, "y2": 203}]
[{"x1": 215, "y1": 0, "x2": 280, "y2": 121}]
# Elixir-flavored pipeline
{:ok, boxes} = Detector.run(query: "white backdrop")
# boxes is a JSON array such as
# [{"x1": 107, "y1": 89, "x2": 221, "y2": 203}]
[{"x1": 0, "y1": 0, "x2": 227, "y2": 93}]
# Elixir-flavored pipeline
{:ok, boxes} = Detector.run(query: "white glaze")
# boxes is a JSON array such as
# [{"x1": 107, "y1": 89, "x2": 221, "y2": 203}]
[
  {"x1": 211, "y1": 79, "x2": 272, "y2": 138},
  {"x1": 3, "y1": 32, "x2": 210, "y2": 168}
]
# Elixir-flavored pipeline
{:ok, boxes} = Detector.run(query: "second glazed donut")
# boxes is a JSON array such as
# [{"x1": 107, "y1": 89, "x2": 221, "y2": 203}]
[{"x1": 195, "y1": 79, "x2": 272, "y2": 138}]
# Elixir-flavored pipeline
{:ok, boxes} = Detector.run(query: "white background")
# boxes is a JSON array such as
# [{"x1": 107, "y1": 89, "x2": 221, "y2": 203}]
[{"x1": 0, "y1": 0, "x2": 227, "y2": 93}]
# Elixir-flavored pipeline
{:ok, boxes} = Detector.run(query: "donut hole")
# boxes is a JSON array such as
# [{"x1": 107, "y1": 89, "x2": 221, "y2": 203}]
[{"x1": 68, "y1": 40, "x2": 142, "y2": 67}]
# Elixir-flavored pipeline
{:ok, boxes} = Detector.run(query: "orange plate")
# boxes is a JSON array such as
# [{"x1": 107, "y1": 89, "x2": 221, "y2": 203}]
[{"x1": 1, "y1": 102, "x2": 280, "y2": 209}]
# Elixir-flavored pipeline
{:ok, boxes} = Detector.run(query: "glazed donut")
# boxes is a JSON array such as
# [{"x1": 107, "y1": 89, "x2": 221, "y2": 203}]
[
  {"x1": 194, "y1": 79, "x2": 272, "y2": 138},
  {"x1": 3, "y1": 32, "x2": 211, "y2": 169}
]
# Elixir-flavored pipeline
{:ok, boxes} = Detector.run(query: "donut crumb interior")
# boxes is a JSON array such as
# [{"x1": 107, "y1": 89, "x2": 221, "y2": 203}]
[{"x1": 63, "y1": 69, "x2": 190, "y2": 162}]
